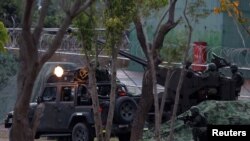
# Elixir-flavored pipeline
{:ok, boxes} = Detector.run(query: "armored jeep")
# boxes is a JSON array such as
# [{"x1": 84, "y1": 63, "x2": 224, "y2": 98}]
[{"x1": 5, "y1": 65, "x2": 138, "y2": 141}]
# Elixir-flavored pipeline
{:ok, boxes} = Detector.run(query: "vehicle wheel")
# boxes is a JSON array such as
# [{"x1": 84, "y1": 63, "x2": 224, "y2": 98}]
[
  {"x1": 118, "y1": 132, "x2": 131, "y2": 141},
  {"x1": 114, "y1": 96, "x2": 137, "y2": 124},
  {"x1": 72, "y1": 123, "x2": 93, "y2": 141}
]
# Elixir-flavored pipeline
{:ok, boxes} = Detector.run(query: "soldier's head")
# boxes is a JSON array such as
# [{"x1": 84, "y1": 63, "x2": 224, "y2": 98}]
[
  {"x1": 190, "y1": 106, "x2": 199, "y2": 116},
  {"x1": 185, "y1": 61, "x2": 192, "y2": 69},
  {"x1": 207, "y1": 63, "x2": 217, "y2": 72},
  {"x1": 230, "y1": 64, "x2": 238, "y2": 73}
]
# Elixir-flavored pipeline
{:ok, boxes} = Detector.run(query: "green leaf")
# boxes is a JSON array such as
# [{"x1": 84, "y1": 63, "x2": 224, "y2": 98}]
[{"x1": 0, "y1": 21, "x2": 9, "y2": 53}]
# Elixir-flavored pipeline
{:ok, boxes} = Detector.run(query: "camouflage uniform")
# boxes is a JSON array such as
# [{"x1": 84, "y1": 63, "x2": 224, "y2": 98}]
[
  {"x1": 187, "y1": 106, "x2": 208, "y2": 141},
  {"x1": 230, "y1": 64, "x2": 244, "y2": 96}
]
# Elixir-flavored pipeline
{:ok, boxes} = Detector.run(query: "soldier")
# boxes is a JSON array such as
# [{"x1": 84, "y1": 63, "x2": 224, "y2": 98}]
[
  {"x1": 230, "y1": 64, "x2": 244, "y2": 97},
  {"x1": 186, "y1": 106, "x2": 208, "y2": 141}
]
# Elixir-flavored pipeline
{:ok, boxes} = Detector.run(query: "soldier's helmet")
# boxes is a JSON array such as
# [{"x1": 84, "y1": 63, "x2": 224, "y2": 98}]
[
  {"x1": 230, "y1": 64, "x2": 238, "y2": 73},
  {"x1": 190, "y1": 106, "x2": 199, "y2": 116},
  {"x1": 207, "y1": 63, "x2": 217, "y2": 72}
]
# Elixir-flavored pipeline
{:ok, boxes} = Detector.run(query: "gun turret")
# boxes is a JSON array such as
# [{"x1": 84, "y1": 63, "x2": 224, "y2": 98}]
[{"x1": 211, "y1": 53, "x2": 230, "y2": 69}]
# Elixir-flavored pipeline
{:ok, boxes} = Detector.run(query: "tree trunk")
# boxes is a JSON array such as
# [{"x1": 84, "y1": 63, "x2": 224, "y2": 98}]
[
  {"x1": 167, "y1": 70, "x2": 185, "y2": 141},
  {"x1": 131, "y1": 2, "x2": 179, "y2": 139},
  {"x1": 84, "y1": 49, "x2": 104, "y2": 141},
  {"x1": 147, "y1": 44, "x2": 160, "y2": 141},
  {"x1": 130, "y1": 69, "x2": 153, "y2": 141},
  {"x1": 10, "y1": 23, "x2": 42, "y2": 140},
  {"x1": 10, "y1": 61, "x2": 40, "y2": 141},
  {"x1": 105, "y1": 44, "x2": 119, "y2": 141},
  {"x1": 168, "y1": 1, "x2": 192, "y2": 140},
  {"x1": 159, "y1": 67, "x2": 172, "y2": 123},
  {"x1": 88, "y1": 67, "x2": 104, "y2": 141}
]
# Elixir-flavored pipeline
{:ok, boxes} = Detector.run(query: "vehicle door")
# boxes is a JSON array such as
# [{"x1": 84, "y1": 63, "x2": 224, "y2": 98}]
[
  {"x1": 55, "y1": 85, "x2": 75, "y2": 130},
  {"x1": 38, "y1": 86, "x2": 58, "y2": 131},
  {"x1": 76, "y1": 85, "x2": 92, "y2": 105}
]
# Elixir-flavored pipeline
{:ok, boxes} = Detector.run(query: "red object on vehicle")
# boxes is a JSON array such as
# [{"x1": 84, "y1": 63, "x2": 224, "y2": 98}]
[
  {"x1": 99, "y1": 106, "x2": 103, "y2": 113},
  {"x1": 118, "y1": 90, "x2": 126, "y2": 96},
  {"x1": 192, "y1": 42, "x2": 207, "y2": 71}
]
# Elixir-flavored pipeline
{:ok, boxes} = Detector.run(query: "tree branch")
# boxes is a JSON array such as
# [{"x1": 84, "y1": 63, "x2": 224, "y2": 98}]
[
  {"x1": 133, "y1": 14, "x2": 149, "y2": 59},
  {"x1": 21, "y1": 0, "x2": 37, "y2": 61},
  {"x1": 152, "y1": 0, "x2": 179, "y2": 66},
  {"x1": 69, "y1": 0, "x2": 82, "y2": 17},
  {"x1": 153, "y1": 0, "x2": 178, "y2": 51},
  {"x1": 71, "y1": 0, "x2": 94, "y2": 18},
  {"x1": 22, "y1": 0, "x2": 35, "y2": 31},
  {"x1": 154, "y1": 0, "x2": 175, "y2": 37},
  {"x1": 33, "y1": 0, "x2": 50, "y2": 46},
  {"x1": 168, "y1": 0, "x2": 192, "y2": 140},
  {"x1": 59, "y1": 0, "x2": 71, "y2": 14},
  {"x1": 39, "y1": 0, "x2": 94, "y2": 67},
  {"x1": 39, "y1": 15, "x2": 72, "y2": 66}
]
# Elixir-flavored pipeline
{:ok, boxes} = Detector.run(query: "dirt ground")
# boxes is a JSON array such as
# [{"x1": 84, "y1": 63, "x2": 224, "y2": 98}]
[
  {"x1": 0, "y1": 124, "x2": 118, "y2": 141},
  {"x1": 0, "y1": 124, "x2": 52, "y2": 141},
  {"x1": 0, "y1": 124, "x2": 9, "y2": 141}
]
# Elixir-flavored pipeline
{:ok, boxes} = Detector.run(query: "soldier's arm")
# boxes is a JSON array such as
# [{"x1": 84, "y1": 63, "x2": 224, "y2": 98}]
[{"x1": 189, "y1": 116, "x2": 202, "y2": 127}]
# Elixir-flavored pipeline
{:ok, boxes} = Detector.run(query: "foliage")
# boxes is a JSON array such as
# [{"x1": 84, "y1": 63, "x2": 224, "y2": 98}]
[
  {"x1": 214, "y1": 0, "x2": 247, "y2": 23},
  {"x1": 161, "y1": 30, "x2": 187, "y2": 63},
  {"x1": 33, "y1": 0, "x2": 65, "y2": 28},
  {"x1": 0, "y1": 21, "x2": 9, "y2": 52},
  {"x1": 143, "y1": 0, "x2": 168, "y2": 9},
  {"x1": 214, "y1": 0, "x2": 250, "y2": 38},
  {"x1": 0, "y1": 53, "x2": 17, "y2": 90},
  {"x1": 43, "y1": 0, "x2": 65, "y2": 28},
  {"x1": 74, "y1": 11, "x2": 96, "y2": 51},
  {"x1": 186, "y1": 0, "x2": 210, "y2": 23},
  {"x1": 137, "y1": 0, "x2": 168, "y2": 16},
  {"x1": 105, "y1": 0, "x2": 136, "y2": 45},
  {"x1": 0, "y1": 0, "x2": 21, "y2": 27}
]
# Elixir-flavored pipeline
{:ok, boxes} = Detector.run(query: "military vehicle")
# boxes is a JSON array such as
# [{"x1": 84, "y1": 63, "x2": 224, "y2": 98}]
[
  {"x1": 118, "y1": 50, "x2": 244, "y2": 120},
  {"x1": 4, "y1": 51, "x2": 243, "y2": 141},
  {"x1": 5, "y1": 63, "x2": 139, "y2": 141}
]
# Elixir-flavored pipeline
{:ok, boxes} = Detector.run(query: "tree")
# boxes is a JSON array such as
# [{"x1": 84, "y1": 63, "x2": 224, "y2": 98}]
[
  {"x1": 103, "y1": 1, "x2": 135, "y2": 141},
  {"x1": 168, "y1": 0, "x2": 193, "y2": 140},
  {"x1": 130, "y1": 0, "x2": 180, "y2": 140},
  {"x1": 10, "y1": 0, "x2": 94, "y2": 141},
  {"x1": 130, "y1": 0, "x2": 212, "y2": 139},
  {"x1": 74, "y1": 9, "x2": 104, "y2": 141}
]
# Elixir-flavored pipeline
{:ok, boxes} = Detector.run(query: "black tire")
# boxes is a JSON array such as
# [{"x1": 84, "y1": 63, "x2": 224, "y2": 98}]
[
  {"x1": 118, "y1": 132, "x2": 131, "y2": 141},
  {"x1": 114, "y1": 96, "x2": 137, "y2": 124},
  {"x1": 72, "y1": 123, "x2": 93, "y2": 141}
]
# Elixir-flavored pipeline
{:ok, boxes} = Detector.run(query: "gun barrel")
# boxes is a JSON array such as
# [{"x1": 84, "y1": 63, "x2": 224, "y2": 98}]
[{"x1": 118, "y1": 50, "x2": 147, "y2": 67}]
